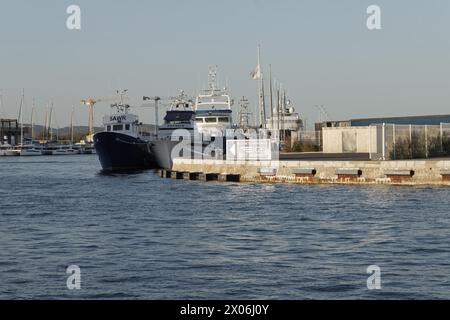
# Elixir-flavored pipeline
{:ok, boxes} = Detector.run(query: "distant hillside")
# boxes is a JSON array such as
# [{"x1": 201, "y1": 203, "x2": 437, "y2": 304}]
[{"x1": 22, "y1": 123, "x2": 157, "y2": 139}]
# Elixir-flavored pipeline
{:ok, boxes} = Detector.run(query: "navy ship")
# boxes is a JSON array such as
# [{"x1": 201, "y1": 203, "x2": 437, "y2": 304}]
[
  {"x1": 94, "y1": 98, "x2": 156, "y2": 172},
  {"x1": 151, "y1": 67, "x2": 233, "y2": 169},
  {"x1": 151, "y1": 91, "x2": 197, "y2": 169}
]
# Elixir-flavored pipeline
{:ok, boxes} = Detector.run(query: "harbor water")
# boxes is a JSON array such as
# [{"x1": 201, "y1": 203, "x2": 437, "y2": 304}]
[{"x1": 0, "y1": 155, "x2": 450, "y2": 299}]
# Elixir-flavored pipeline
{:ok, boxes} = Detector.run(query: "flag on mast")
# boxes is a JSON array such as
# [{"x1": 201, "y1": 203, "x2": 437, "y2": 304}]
[{"x1": 251, "y1": 64, "x2": 261, "y2": 80}]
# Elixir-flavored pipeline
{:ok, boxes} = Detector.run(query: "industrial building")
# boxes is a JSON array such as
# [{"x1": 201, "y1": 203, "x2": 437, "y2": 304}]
[
  {"x1": 315, "y1": 114, "x2": 450, "y2": 130},
  {"x1": 0, "y1": 118, "x2": 21, "y2": 145},
  {"x1": 316, "y1": 114, "x2": 450, "y2": 159}
]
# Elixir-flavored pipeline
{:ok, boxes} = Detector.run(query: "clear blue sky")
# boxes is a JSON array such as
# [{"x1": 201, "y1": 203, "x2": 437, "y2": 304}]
[{"x1": 1, "y1": 0, "x2": 449, "y2": 129}]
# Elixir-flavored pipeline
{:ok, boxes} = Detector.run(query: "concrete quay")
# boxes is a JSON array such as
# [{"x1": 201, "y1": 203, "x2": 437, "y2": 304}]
[{"x1": 169, "y1": 158, "x2": 450, "y2": 186}]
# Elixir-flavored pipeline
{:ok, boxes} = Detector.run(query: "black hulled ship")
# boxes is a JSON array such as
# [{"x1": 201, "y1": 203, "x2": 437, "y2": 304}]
[{"x1": 94, "y1": 101, "x2": 156, "y2": 172}]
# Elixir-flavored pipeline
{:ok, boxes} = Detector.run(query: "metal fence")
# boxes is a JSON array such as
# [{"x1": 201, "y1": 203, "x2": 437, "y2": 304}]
[{"x1": 370, "y1": 123, "x2": 450, "y2": 160}]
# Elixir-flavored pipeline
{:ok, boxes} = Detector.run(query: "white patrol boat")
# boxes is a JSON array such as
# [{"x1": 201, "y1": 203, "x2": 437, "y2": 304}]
[
  {"x1": 151, "y1": 67, "x2": 234, "y2": 169},
  {"x1": 194, "y1": 66, "x2": 233, "y2": 141},
  {"x1": 151, "y1": 91, "x2": 197, "y2": 170}
]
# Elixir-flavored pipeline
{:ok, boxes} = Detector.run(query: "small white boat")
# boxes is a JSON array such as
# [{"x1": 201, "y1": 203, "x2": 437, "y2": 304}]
[
  {"x1": 81, "y1": 144, "x2": 95, "y2": 154},
  {"x1": 0, "y1": 144, "x2": 13, "y2": 156},
  {"x1": 53, "y1": 145, "x2": 79, "y2": 155},
  {"x1": 1, "y1": 144, "x2": 44, "y2": 156},
  {"x1": 19, "y1": 145, "x2": 43, "y2": 157},
  {"x1": 41, "y1": 146, "x2": 56, "y2": 156},
  {"x1": 71, "y1": 145, "x2": 83, "y2": 154},
  {"x1": 3, "y1": 148, "x2": 21, "y2": 156}
]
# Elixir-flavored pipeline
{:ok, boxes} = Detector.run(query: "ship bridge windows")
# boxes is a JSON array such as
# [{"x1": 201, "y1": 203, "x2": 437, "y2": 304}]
[
  {"x1": 196, "y1": 116, "x2": 231, "y2": 124},
  {"x1": 125, "y1": 124, "x2": 130, "y2": 131},
  {"x1": 107, "y1": 125, "x2": 111, "y2": 132},
  {"x1": 168, "y1": 120, "x2": 190, "y2": 125},
  {"x1": 205, "y1": 117, "x2": 217, "y2": 123},
  {"x1": 113, "y1": 124, "x2": 123, "y2": 131}
]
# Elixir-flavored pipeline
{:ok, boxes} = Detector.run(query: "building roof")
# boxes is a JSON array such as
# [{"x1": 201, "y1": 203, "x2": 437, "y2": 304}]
[
  {"x1": 350, "y1": 114, "x2": 450, "y2": 126},
  {"x1": 316, "y1": 114, "x2": 450, "y2": 127}
]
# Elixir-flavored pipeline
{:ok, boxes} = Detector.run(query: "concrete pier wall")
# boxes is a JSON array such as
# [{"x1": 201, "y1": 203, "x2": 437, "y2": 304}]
[
  {"x1": 322, "y1": 126, "x2": 378, "y2": 153},
  {"x1": 172, "y1": 158, "x2": 450, "y2": 186}
]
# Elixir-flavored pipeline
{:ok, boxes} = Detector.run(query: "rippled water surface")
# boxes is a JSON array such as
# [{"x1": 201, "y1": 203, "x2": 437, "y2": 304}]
[{"x1": 1, "y1": 155, "x2": 450, "y2": 299}]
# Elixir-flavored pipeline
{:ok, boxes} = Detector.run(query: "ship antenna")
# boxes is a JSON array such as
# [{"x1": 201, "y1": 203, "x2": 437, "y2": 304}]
[{"x1": 208, "y1": 65, "x2": 218, "y2": 92}]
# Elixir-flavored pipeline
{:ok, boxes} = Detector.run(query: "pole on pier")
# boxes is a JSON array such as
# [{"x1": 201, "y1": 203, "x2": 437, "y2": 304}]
[
  {"x1": 382, "y1": 123, "x2": 386, "y2": 160},
  {"x1": 143, "y1": 96, "x2": 161, "y2": 136}
]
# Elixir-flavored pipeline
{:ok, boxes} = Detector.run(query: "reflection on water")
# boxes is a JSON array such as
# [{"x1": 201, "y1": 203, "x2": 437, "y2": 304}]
[{"x1": 0, "y1": 155, "x2": 450, "y2": 299}]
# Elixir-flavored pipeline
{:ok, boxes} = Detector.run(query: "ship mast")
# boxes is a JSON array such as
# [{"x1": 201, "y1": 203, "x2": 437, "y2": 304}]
[
  {"x1": 238, "y1": 96, "x2": 251, "y2": 129},
  {"x1": 257, "y1": 46, "x2": 266, "y2": 129},
  {"x1": 269, "y1": 65, "x2": 274, "y2": 132},
  {"x1": 277, "y1": 82, "x2": 281, "y2": 141},
  {"x1": 208, "y1": 65, "x2": 218, "y2": 94}
]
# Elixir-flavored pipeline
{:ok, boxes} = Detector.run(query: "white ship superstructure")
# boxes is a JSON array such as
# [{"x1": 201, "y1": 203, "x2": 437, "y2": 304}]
[{"x1": 194, "y1": 66, "x2": 233, "y2": 140}]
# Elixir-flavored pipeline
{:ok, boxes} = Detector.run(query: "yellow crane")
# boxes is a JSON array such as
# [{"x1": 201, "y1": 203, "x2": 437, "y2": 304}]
[
  {"x1": 81, "y1": 91, "x2": 128, "y2": 142},
  {"x1": 80, "y1": 98, "x2": 99, "y2": 141}
]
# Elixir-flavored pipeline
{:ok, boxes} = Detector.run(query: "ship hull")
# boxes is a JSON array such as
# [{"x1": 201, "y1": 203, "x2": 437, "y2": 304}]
[
  {"x1": 94, "y1": 132, "x2": 156, "y2": 172},
  {"x1": 151, "y1": 140, "x2": 179, "y2": 170},
  {"x1": 4, "y1": 149, "x2": 21, "y2": 156},
  {"x1": 21, "y1": 149, "x2": 42, "y2": 156},
  {"x1": 151, "y1": 139, "x2": 213, "y2": 169}
]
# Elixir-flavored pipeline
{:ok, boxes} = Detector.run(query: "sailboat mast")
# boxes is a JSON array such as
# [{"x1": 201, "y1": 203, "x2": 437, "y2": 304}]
[
  {"x1": 19, "y1": 89, "x2": 24, "y2": 146},
  {"x1": 284, "y1": 87, "x2": 287, "y2": 142},
  {"x1": 44, "y1": 104, "x2": 48, "y2": 141},
  {"x1": 280, "y1": 88, "x2": 284, "y2": 142},
  {"x1": 71, "y1": 107, "x2": 74, "y2": 145},
  {"x1": 0, "y1": 91, "x2": 5, "y2": 119},
  {"x1": 49, "y1": 101, "x2": 53, "y2": 142},
  {"x1": 31, "y1": 98, "x2": 35, "y2": 142}
]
